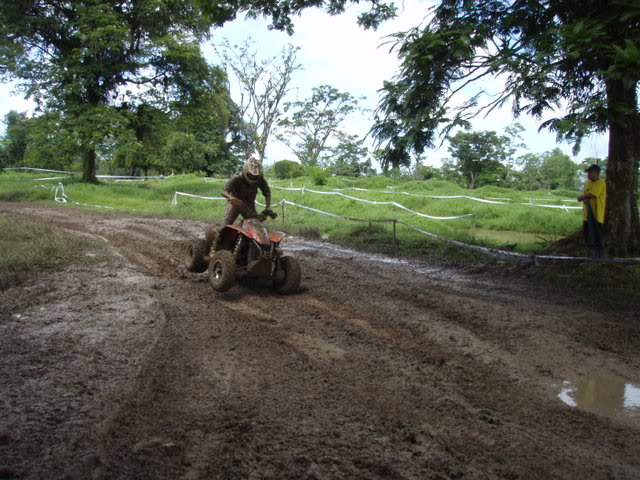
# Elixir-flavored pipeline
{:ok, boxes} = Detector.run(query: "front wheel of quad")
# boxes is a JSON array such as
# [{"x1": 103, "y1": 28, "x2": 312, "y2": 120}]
[
  {"x1": 275, "y1": 256, "x2": 301, "y2": 294},
  {"x1": 208, "y1": 250, "x2": 236, "y2": 292},
  {"x1": 185, "y1": 239, "x2": 208, "y2": 273}
]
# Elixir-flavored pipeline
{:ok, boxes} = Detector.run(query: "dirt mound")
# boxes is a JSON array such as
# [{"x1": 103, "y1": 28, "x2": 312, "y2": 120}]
[{"x1": 540, "y1": 229, "x2": 584, "y2": 256}]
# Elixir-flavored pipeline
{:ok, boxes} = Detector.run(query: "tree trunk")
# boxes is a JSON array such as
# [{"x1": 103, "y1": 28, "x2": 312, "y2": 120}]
[
  {"x1": 604, "y1": 78, "x2": 640, "y2": 257},
  {"x1": 82, "y1": 146, "x2": 98, "y2": 183}
]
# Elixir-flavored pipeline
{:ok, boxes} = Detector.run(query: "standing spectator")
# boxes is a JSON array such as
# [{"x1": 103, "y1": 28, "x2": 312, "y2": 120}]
[{"x1": 577, "y1": 164, "x2": 607, "y2": 257}]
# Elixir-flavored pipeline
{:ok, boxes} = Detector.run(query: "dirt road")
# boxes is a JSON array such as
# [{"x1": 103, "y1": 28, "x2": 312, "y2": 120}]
[{"x1": 1, "y1": 203, "x2": 639, "y2": 480}]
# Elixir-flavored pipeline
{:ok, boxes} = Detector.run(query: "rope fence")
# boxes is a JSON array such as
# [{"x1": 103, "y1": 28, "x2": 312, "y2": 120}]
[
  {"x1": 272, "y1": 186, "x2": 581, "y2": 211},
  {"x1": 170, "y1": 190, "x2": 640, "y2": 265},
  {"x1": 21, "y1": 179, "x2": 640, "y2": 265},
  {"x1": 3, "y1": 167, "x2": 173, "y2": 180}
]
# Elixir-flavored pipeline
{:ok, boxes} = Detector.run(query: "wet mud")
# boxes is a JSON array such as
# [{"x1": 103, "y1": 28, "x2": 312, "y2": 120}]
[{"x1": 1, "y1": 202, "x2": 639, "y2": 480}]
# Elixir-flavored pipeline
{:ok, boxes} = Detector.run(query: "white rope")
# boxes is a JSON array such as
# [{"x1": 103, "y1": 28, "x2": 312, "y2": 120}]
[
  {"x1": 172, "y1": 189, "x2": 471, "y2": 220},
  {"x1": 51, "y1": 182, "x2": 112, "y2": 209},
  {"x1": 96, "y1": 173, "x2": 173, "y2": 179},
  {"x1": 3, "y1": 167, "x2": 76, "y2": 174},
  {"x1": 171, "y1": 191, "x2": 225, "y2": 206},
  {"x1": 281, "y1": 199, "x2": 394, "y2": 223},
  {"x1": 280, "y1": 201, "x2": 640, "y2": 264},
  {"x1": 169, "y1": 189, "x2": 640, "y2": 264},
  {"x1": 272, "y1": 186, "x2": 580, "y2": 210},
  {"x1": 4, "y1": 167, "x2": 173, "y2": 180}
]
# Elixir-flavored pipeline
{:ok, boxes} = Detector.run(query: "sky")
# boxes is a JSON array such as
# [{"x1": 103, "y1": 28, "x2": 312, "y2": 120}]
[{"x1": 0, "y1": 0, "x2": 609, "y2": 168}]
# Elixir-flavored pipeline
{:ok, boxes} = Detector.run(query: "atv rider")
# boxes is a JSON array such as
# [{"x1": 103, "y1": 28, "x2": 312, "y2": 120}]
[{"x1": 220, "y1": 157, "x2": 271, "y2": 225}]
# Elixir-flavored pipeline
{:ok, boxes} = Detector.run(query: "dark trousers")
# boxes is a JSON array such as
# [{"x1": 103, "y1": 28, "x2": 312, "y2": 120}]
[
  {"x1": 222, "y1": 204, "x2": 241, "y2": 226},
  {"x1": 583, "y1": 220, "x2": 604, "y2": 258},
  {"x1": 222, "y1": 202, "x2": 258, "y2": 225}
]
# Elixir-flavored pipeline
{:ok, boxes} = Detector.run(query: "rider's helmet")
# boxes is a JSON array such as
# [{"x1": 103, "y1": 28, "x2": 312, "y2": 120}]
[{"x1": 242, "y1": 157, "x2": 263, "y2": 184}]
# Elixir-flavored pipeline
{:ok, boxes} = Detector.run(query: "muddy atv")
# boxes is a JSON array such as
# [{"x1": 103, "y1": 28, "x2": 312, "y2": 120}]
[{"x1": 185, "y1": 209, "x2": 301, "y2": 294}]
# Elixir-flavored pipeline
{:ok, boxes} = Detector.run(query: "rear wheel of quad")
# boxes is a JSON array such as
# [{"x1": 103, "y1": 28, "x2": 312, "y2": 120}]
[
  {"x1": 185, "y1": 239, "x2": 208, "y2": 273},
  {"x1": 275, "y1": 256, "x2": 301, "y2": 294},
  {"x1": 204, "y1": 225, "x2": 220, "y2": 253},
  {"x1": 208, "y1": 250, "x2": 236, "y2": 292}
]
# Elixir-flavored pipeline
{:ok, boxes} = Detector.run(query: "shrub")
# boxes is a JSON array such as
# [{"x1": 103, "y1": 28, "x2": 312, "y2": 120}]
[
  {"x1": 273, "y1": 160, "x2": 306, "y2": 179},
  {"x1": 308, "y1": 166, "x2": 328, "y2": 186}
]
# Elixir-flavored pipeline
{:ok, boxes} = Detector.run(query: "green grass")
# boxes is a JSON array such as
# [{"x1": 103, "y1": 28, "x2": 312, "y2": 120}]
[
  {"x1": 0, "y1": 215, "x2": 104, "y2": 290},
  {"x1": 2, "y1": 170, "x2": 639, "y2": 305},
  {"x1": 0, "y1": 170, "x2": 586, "y2": 256}
]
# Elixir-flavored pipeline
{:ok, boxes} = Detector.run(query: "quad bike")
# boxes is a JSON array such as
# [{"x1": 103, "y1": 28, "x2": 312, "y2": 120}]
[{"x1": 184, "y1": 207, "x2": 301, "y2": 294}]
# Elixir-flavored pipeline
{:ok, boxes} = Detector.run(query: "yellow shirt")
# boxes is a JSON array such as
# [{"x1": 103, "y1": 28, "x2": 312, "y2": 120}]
[{"x1": 582, "y1": 179, "x2": 606, "y2": 223}]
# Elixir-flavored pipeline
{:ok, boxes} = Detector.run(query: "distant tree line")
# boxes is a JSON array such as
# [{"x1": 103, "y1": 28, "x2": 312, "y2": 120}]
[
  {"x1": 416, "y1": 125, "x2": 606, "y2": 192},
  {"x1": 270, "y1": 123, "x2": 606, "y2": 192},
  {"x1": 0, "y1": 94, "x2": 247, "y2": 176},
  {"x1": 0, "y1": 0, "x2": 394, "y2": 182}
]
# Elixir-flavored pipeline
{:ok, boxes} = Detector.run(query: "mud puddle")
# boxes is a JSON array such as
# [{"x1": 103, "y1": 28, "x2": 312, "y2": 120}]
[
  {"x1": 557, "y1": 374, "x2": 640, "y2": 427},
  {"x1": 287, "y1": 237, "x2": 470, "y2": 283}
]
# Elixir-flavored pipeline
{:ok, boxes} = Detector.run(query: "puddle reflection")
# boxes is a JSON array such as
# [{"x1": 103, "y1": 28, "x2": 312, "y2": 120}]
[{"x1": 558, "y1": 375, "x2": 640, "y2": 426}]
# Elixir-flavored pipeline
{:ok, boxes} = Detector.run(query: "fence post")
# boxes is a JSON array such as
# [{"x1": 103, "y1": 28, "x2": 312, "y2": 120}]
[
  {"x1": 393, "y1": 220, "x2": 397, "y2": 251},
  {"x1": 281, "y1": 201, "x2": 285, "y2": 225}
]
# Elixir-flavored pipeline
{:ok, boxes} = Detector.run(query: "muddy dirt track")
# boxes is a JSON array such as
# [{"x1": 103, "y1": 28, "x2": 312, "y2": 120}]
[{"x1": 1, "y1": 203, "x2": 639, "y2": 480}]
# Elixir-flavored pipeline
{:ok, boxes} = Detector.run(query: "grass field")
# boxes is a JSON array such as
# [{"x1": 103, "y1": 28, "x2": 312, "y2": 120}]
[
  {"x1": 3, "y1": 169, "x2": 640, "y2": 305},
  {"x1": 0, "y1": 215, "x2": 104, "y2": 289},
  {"x1": 0, "y1": 170, "x2": 586, "y2": 256}
]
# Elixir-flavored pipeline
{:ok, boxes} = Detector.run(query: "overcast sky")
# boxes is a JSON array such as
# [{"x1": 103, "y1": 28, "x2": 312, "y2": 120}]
[{"x1": 0, "y1": 0, "x2": 608, "y2": 168}]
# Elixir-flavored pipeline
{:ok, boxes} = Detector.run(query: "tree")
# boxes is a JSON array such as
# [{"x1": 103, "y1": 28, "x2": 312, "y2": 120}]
[
  {"x1": 168, "y1": 65, "x2": 241, "y2": 175},
  {"x1": 579, "y1": 157, "x2": 608, "y2": 175},
  {"x1": 539, "y1": 148, "x2": 580, "y2": 190},
  {"x1": 1, "y1": 1, "x2": 395, "y2": 183},
  {"x1": 162, "y1": 133, "x2": 207, "y2": 173},
  {"x1": 372, "y1": 0, "x2": 640, "y2": 256},
  {"x1": 325, "y1": 132, "x2": 374, "y2": 177},
  {"x1": 414, "y1": 164, "x2": 442, "y2": 181},
  {"x1": 0, "y1": 1, "x2": 222, "y2": 182},
  {"x1": 0, "y1": 111, "x2": 81, "y2": 171},
  {"x1": 279, "y1": 85, "x2": 364, "y2": 167},
  {"x1": 273, "y1": 159, "x2": 306, "y2": 179},
  {"x1": 0, "y1": 111, "x2": 29, "y2": 167},
  {"x1": 216, "y1": 39, "x2": 301, "y2": 163},
  {"x1": 24, "y1": 112, "x2": 82, "y2": 171},
  {"x1": 516, "y1": 153, "x2": 545, "y2": 191},
  {"x1": 440, "y1": 158, "x2": 464, "y2": 186},
  {"x1": 447, "y1": 131, "x2": 507, "y2": 189},
  {"x1": 502, "y1": 123, "x2": 526, "y2": 187}
]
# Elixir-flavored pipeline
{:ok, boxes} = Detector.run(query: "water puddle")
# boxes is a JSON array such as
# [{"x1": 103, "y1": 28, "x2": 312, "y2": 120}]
[
  {"x1": 557, "y1": 375, "x2": 640, "y2": 427},
  {"x1": 470, "y1": 228, "x2": 544, "y2": 247}
]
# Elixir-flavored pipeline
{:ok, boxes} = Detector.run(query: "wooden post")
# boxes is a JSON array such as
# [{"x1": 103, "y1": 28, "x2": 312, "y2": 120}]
[
  {"x1": 281, "y1": 201, "x2": 285, "y2": 225},
  {"x1": 393, "y1": 220, "x2": 397, "y2": 251}
]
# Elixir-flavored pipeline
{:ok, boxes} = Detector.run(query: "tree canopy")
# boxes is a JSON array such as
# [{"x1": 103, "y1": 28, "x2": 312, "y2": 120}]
[
  {"x1": 217, "y1": 39, "x2": 301, "y2": 163},
  {"x1": 279, "y1": 85, "x2": 364, "y2": 167},
  {"x1": 447, "y1": 130, "x2": 506, "y2": 189},
  {"x1": 372, "y1": 0, "x2": 640, "y2": 255},
  {"x1": 0, "y1": 0, "x2": 396, "y2": 182}
]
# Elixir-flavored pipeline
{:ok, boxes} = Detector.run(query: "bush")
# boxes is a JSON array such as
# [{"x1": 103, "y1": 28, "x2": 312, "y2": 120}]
[
  {"x1": 308, "y1": 166, "x2": 328, "y2": 186},
  {"x1": 273, "y1": 160, "x2": 306, "y2": 179},
  {"x1": 415, "y1": 165, "x2": 442, "y2": 180}
]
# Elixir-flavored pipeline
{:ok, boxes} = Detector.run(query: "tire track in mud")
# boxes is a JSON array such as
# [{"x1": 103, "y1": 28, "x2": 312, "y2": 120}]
[{"x1": 2, "y1": 203, "x2": 640, "y2": 480}]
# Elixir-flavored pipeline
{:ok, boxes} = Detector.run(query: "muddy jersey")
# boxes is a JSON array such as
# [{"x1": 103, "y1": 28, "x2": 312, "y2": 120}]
[{"x1": 222, "y1": 173, "x2": 271, "y2": 211}]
